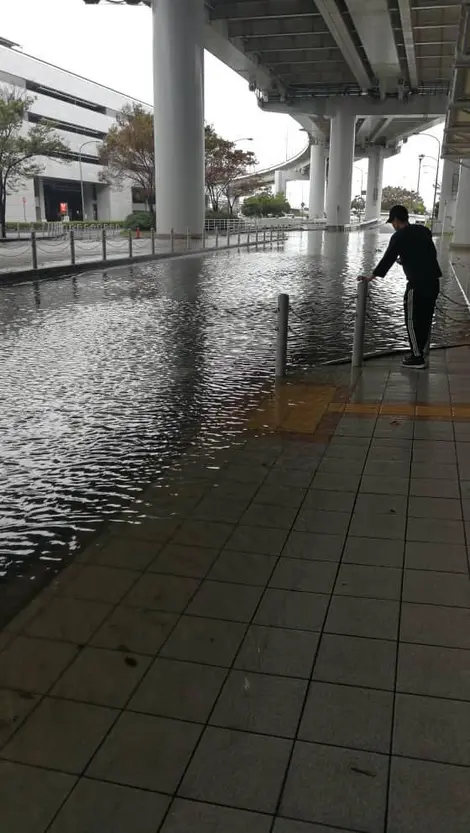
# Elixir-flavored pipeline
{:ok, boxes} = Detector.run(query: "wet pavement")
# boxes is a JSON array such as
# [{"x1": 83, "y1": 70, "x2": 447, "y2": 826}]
[
  {"x1": 1, "y1": 229, "x2": 469, "y2": 596},
  {"x1": 1, "y1": 348, "x2": 470, "y2": 832}
]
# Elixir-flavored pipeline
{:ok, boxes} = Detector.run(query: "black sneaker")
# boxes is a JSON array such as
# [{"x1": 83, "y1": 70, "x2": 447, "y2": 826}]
[{"x1": 402, "y1": 355, "x2": 426, "y2": 369}]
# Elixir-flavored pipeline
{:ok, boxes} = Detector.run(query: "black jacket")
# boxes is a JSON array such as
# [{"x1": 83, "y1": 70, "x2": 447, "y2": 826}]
[{"x1": 373, "y1": 223, "x2": 442, "y2": 287}]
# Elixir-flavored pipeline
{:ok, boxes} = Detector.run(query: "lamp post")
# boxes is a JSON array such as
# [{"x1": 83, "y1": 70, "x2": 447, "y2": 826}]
[
  {"x1": 233, "y1": 137, "x2": 253, "y2": 144},
  {"x1": 417, "y1": 154, "x2": 425, "y2": 196},
  {"x1": 413, "y1": 132, "x2": 442, "y2": 233},
  {"x1": 78, "y1": 139, "x2": 100, "y2": 221}
]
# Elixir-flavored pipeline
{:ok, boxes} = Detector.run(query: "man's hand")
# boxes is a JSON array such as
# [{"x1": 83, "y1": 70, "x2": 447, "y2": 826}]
[{"x1": 357, "y1": 274, "x2": 376, "y2": 283}]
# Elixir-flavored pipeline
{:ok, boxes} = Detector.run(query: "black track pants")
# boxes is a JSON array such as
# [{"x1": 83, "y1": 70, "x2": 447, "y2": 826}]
[{"x1": 404, "y1": 281, "x2": 439, "y2": 357}]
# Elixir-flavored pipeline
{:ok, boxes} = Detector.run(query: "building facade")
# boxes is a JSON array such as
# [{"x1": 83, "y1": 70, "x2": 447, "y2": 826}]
[{"x1": 0, "y1": 37, "x2": 149, "y2": 223}]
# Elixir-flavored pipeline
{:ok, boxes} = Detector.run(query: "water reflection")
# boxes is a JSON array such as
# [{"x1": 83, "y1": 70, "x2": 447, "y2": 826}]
[{"x1": 0, "y1": 230, "x2": 467, "y2": 577}]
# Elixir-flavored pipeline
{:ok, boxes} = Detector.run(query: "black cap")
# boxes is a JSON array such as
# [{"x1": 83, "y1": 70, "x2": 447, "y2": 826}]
[{"x1": 386, "y1": 204, "x2": 409, "y2": 223}]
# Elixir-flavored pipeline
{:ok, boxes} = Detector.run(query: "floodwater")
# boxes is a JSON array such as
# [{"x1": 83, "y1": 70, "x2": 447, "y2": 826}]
[{"x1": 0, "y1": 229, "x2": 468, "y2": 581}]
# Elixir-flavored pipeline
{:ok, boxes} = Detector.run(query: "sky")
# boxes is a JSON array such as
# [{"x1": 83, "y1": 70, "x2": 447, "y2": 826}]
[{"x1": 2, "y1": 0, "x2": 444, "y2": 209}]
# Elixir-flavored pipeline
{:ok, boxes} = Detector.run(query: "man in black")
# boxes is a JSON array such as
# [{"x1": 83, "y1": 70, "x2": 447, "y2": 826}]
[{"x1": 363, "y1": 204, "x2": 441, "y2": 369}]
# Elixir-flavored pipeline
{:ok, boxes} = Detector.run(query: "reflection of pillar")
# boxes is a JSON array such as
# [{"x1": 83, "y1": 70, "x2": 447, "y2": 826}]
[
  {"x1": 308, "y1": 140, "x2": 326, "y2": 220},
  {"x1": 452, "y1": 163, "x2": 470, "y2": 247},
  {"x1": 274, "y1": 170, "x2": 287, "y2": 195},
  {"x1": 438, "y1": 159, "x2": 459, "y2": 232},
  {"x1": 326, "y1": 111, "x2": 356, "y2": 228},
  {"x1": 365, "y1": 148, "x2": 384, "y2": 222},
  {"x1": 153, "y1": 0, "x2": 205, "y2": 236}
]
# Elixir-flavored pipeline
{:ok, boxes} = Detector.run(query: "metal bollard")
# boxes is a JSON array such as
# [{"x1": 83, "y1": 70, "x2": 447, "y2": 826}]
[
  {"x1": 101, "y1": 228, "x2": 107, "y2": 262},
  {"x1": 276, "y1": 226, "x2": 280, "y2": 245},
  {"x1": 237, "y1": 228, "x2": 241, "y2": 247},
  {"x1": 170, "y1": 228, "x2": 175, "y2": 253},
  {"x1": 70, "y1": 229, "x2": 76, "y2": 265},
  {"x1": 263, "y1": 229, "x2": 266, "y2": 246},
  {"x1": 270, "y1": 228, "x2": 273, "y2": 246},
  {"x1": 247, "y1": 229, "x2": 251, "y2": 248},
  {"x1": 128, "y1": 229, "x2": 133, "y2": 258},
  {"x1": 255, "y1": 227, "x2": 259, "y2": 248},
  {"x1": 227, "y1": 227, "x2": 231, "y2": 247},
  {"x1": 151, "y1": 229, "x2": 155, "y2": 255},
  {"x1": 31, "y1": 231, "x2": 38, "y2": 270},
  {"x1": 275, "y1": 293, "x2": 289, "y2": 378},
  {"x1": 17, "y1": 223, "x2": 20, "y2": 239},
  {"x1": 352, "y1": 279, "x2": 368, "y2": 369},
  {"x1": 202, "y1": 229, "x2": 206, "y2": 249},
  {"x1": 186, "y1": 228, "x2": 191, "y2": 251},
  {"x1": 215, "y1": 227, "x2": 219, "y2": 248}
]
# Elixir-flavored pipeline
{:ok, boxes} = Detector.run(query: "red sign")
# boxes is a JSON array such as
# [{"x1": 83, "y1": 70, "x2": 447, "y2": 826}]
[{"x1": 60, "y1": 202, "x2": 68, "y2": 215}]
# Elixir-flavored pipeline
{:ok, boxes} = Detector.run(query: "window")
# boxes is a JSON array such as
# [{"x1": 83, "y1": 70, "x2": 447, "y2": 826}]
[
  {"x1": 25, "y1": 80, "x2": 107, "y2": 114},
  {"x1": 27, "y1": 111, "x2": 106, "y2": 140}
]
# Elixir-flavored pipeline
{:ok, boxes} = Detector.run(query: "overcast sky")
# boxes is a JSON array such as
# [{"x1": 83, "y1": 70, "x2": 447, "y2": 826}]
[{"x1": 2, "y1": 0, "x2": 444, "y2": 209}]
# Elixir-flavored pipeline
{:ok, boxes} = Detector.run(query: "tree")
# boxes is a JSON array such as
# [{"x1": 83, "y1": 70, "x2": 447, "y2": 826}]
[
  {"x1": 381, "y1": 186, "x2": 426, "y2": 215},
  {"x1": 0, "y1": 86, "x2": 69, "y2": 238},
  {"x1": 99, "y1": 103, "x2": 155, "y2": 216},
  {"x1": 242, "y1": 191, "x2": 290, "y2": 217},
  {"x1": 205, "y1": 125, "x2": 257, "y2": 215},
  {"x1": 351, "y1": 195, "x2": 365, "y2": 217}
]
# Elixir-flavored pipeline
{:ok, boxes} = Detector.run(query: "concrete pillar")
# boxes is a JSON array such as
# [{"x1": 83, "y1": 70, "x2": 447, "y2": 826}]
[
  {"x1": 308, "y1": 140, "x2": 326, "y2": 220},
  {"x1": 153, "y1": 0, "x2": 205, "y2": 236},
  {"x1": 274, "y1": 170, "x2": 287, "y2": 195},
  {"x1": 438, "y1": 158, "x2": 459, "y2": 232},
  {"x1": 365, "y1": 147, "x2": 384, "y2": 222},
  {"x1": 326, "y1": 111, "x2": 356, "y2": 228},
  {"x1": 452, "y1": 162, "x2": 470, "y2": 247}
]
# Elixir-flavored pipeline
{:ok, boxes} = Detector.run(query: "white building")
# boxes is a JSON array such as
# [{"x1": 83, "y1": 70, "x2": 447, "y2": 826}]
[{"x1": 0, "y1": 36, "x2": 149, "y2": 223}]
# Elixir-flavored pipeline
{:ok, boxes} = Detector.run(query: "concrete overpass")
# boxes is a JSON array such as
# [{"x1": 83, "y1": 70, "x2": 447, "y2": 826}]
[{"x1": 84, "y1": 0, "x2": 465, "y2": 235}]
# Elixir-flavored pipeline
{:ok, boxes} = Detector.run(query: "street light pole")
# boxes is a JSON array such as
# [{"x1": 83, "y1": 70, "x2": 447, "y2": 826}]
[
  {"x1": 78, "y1": 139, "x2": 100, "y2": 221},
  {"x1": 414, "y1": 132, "x2": 442, "y2": 233},
  {"x1": 417, "y1": 154, "x2": 424, "y2": 196}
]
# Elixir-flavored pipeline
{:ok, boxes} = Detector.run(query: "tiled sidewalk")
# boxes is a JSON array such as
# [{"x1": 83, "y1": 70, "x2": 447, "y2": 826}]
[{"x1": 1, "y1": 349, "x2": 470, "y2": 832}]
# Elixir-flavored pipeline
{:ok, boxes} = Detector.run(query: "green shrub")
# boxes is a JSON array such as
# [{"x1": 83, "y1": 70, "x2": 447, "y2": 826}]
[{"x1": 124, "y1": 211, "x2": 154, "y2": 231}]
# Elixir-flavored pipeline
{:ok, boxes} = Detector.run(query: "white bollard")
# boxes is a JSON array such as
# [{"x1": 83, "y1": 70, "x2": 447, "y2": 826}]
[
  {"x1": 31, "y1": 231, "x2": 38, "y2": 270},
  {"x1": 352, "y1": 279, "x2": 368, "y2": 369},
  {"x1": 102, "y1": 228, "x2": 107, "y2": 262},
  {"x1": 215, "y1": 227, "x2": 219, "y2": 248},
  {"x1": 70, "y1": 230, "x2": 76, "y2": 265},
  {"x1": 275, "y1": 293, "x2": 289, "y2": 378},
  {"x1": 128, "y1": 230, "x2": 133, "y2": 258}
]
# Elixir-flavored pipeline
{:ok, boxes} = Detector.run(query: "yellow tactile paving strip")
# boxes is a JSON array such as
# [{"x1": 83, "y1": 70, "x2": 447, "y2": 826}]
[{"x1": 248, "y1": 382, "x2": 470, "y2": 434}]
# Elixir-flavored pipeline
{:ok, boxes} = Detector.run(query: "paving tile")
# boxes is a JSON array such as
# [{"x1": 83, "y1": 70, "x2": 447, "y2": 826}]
[
  {"x1": 349, "y1": 512, "x2": 406, "y2": 540},
  {"x1": 311, "y1": 473, "x2": 361, "y2": 492},
  {"x1": 354, "y1": 492, "x2": 407, "y2": 515},
  {"x1": 208, "y1": 550, "x2": 276, "y2": 586},
  {"x1": 335, "y1": 564, "x2": 402, "y2": 601},
  {"x1": 161, "y1": 799, "x2": 272, "y2": 833},
  {"x1": 211, "y1": 480, "x2": 260, "y2": 502},
  {"x1": 149, "y1": 544, "x2": 218, "y2": 578},
  {"x1": 280, "y1": 741, "x2": 388, "y2": 831},
  {"x1": 191, "y1": 497, "x2": 249, "y2": 524},
  {"x1": 323, "y1": 443, "x2": 368, "y2": 461},
  {"x1": 313, "y1": 634, "x2": 396, "y2": 690},
  {"x1": 173, "y1": 520, "x2": 234, "y2": 549},
  {"x1": 343, "y1": 537, "x2": 404, "y2": 567},
  {"x1": 413, "y1": 422, "x2": 454, "y2": 440},
  {"x1": 374, "y1": 419, "x2": 414, "y2": 439},
  {"x1": 179, "y1": 726, "x2": 290, "y2": 814},
  {"x1": 63, "y1": 565, "x2": 139, "y2": 604},
  {"x1": 360, "y1": 475, "x2": 409, "y2": 496},
  {"x1": 409, "y1": 478, "x2": 460, "y2": 498},
  {"x1": 235, "y1": 625, "x2": 319, "y2": 678},
  {"x1": 160, "y1": 615, "x2": 246, "y2": 666},
  {"x1": 116, "y1": 516, "x2": 182, "y2": 542},
  {"x1": 274, "y1": 453, "x2": 320, "y2": 473},
  {"x1": 129, "y1": 658, "x2": 226, "y2": 722},
  {"x1": 0, "y1": 761, "x2": 76, "y2": 833},
  {"x1": 0, "y1": 689, "x2": 41, "y2": 748},
  {"x1": 388, "y1": 757, "x2": 470, "y2": 833},
  {"x1": 273, "y1": 819, "x2": 347, "y2": 832},
  {"x1": 317, "y1": 458, "x2": 364, "y2": 475},
  {"x1": 400, "y1": 602, "x2": 470, "y2": 649},
  {"x1": 123, "y1": 573, "x2": 200, "y2": 613},
  {"x1": 2, "y1": 697, "x2": 116, "y2": 774},
  {"x1": 364, "y1": 460, "x2": 410, "y2": 478},
  {"x1": 186, "y1": 580, "x2": 263, "y2": 622},
  {"x1": 406, "y1": 517, "x2": 465, "y2": 545},
  {"x1": 302, "y1": 489, "x2": 355, "y2": 512},
  {"x1": 49, "y1": 779, "x2": 169, "y2": 833},
  {"x1": 254, "y1": 484, "x2": 307, "y2": 508},
  {"x1": 299, "y1": 681, "x2": 393, "y2": 753},
  {"x1": 269, "y1": 559, "x2": 337, "y2": 594},
  {"x1": 225, "y1": 525, "x2": 288, "y2": 555},
  {"x1": 397, "y1": 642, "x2": 470, "y2": 700},
  {"x1": 405, "y1": 540, "x2": 468, "y2": 572},
  {"x1": 87, "y1": 711, "x2": 202, "y2": 792},
  {"x1": 411, "y1": 461, "x2": 458, "y2": 480},
  {"x1": 241, "y1": 503, "x2": 298, "y2": 529},
  {"x1": 91, "y1": 607, "x2": 177, "y2": 655},
  {"x1": 211, "y1": 670, "x2": 307, "y2": 737},
  {"x1": 264, "y1": 468, "x2": 315, "y2": 488},
  {"x1": 255, "y1": 589, "x2": 329, "y2": 631},
  {"x1": 393, "y1": 693, "x2": 470, "y2": 765},
  {"x1": 326, "y1": 596, "x2": 400, "y2": 640},
  {"x1": 51, "y1": 646, "x2": 150, "y2": 708},
  {"x1": 367, "y1": 445, "x2": 411, "y2": 462},
  {"x1": 0, "y1": 636, "x2": 77, "y2": 694},
  {"x1": 294, "y1": 509, "x2": 350, "y2": 536},
  {"x1": 223, "y1": 464, "x2": 269, "y2": 484},
  {"x1": 412, "y1": 443, "x2": 456, "y2": 464},
  {"x1": 403, "y1": 569, "x2": 470, "y2": 607},
  {"x1": 82, "y1": 537, "x2": 160, "y2": 571},
  {"x1": 335, "y1": 419, "x2": 375, "y2": 437},
  {"x1": 23, "y1": 597, "x2": 112, "y2": 644},
  {"x1": 283, "y1": 531, "x2": 344, "y2": 562}
]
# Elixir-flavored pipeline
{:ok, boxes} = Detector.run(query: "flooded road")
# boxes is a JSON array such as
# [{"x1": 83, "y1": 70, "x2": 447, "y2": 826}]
[{"x1": 0, "y1": 229, "x2": 468, "y2": 581}]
